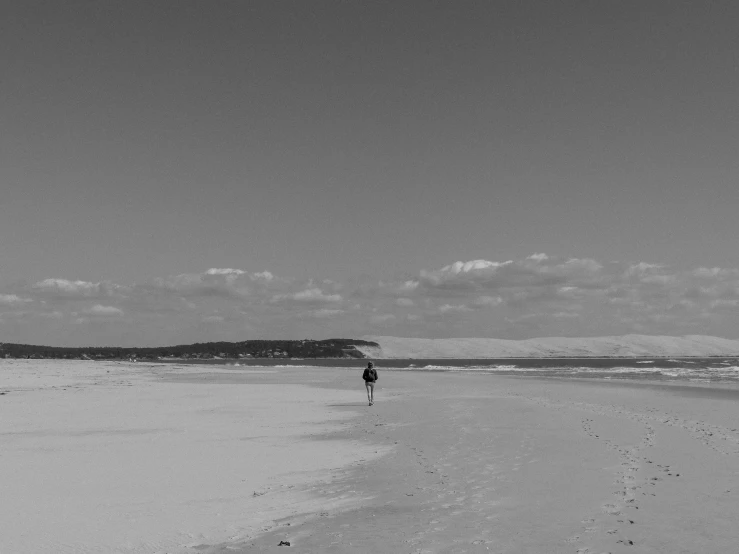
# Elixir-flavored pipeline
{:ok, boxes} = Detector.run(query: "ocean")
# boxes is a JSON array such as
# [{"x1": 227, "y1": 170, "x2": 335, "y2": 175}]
[{"x1": 169, "y1": 357, "x2": 739, "y2": 383}]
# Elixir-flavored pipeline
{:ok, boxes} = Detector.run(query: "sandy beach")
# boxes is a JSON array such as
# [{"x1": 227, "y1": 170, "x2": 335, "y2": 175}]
[
  {"x1": 3, "y1": 361, "x2": 739, "y2": 553},
  {"x1": 0, "y1": 360, "x2": 386, "y2": 553}
]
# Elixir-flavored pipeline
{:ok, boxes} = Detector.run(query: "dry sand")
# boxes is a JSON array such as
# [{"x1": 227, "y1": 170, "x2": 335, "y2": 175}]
[
  {"x1": 360, "y1": 334, "x2": 739, "y2": 358},
  {"x1": 0, "y1": 360, "x2": 386, "y2": 553},
  {"x1": 3, "y1": 361, "x2": 739, "y2": 553}
]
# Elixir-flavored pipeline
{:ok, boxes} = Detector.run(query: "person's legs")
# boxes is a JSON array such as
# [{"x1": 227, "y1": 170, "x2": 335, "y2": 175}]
[
  {"x1": 365, "y1": 381, "x2": 372, "y2": 404},
  {"x1": 368, "y1": 382, "x2": 374, "y2": 404}
]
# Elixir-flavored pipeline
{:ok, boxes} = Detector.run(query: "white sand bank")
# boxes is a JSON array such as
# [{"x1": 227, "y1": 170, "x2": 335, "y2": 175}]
[
  {"x1": 0, "y1": 360, "x2": 383, "y2": 553},
  {"x1": 361, "y1": 334, "x2": 739, "y2": 358}
]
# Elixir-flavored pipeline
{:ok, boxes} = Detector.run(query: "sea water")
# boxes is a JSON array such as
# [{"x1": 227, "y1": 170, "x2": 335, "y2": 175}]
[{"x1": 169, "y1": 357, "x2": 739, "y2": 383}]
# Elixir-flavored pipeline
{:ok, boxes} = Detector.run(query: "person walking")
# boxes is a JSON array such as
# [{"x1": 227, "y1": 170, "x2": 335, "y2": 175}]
[{"x1": 362, "y1": 361, "x2": 378, "y2": 406}]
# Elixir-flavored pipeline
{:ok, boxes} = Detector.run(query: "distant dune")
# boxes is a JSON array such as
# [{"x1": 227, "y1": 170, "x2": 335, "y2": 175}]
[{"x1": 357, "y1": 335, "x2": 739, "y2": 359}]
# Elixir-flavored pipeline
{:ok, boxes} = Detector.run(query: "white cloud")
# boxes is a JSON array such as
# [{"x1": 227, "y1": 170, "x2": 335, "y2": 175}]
[
  {"x1": 153, "y1": 268, "x2": 277, "y2": 298},
  {"x1": 34, "y1": 278, "x2": 97, "y2": 293},
  {"x1": 415, "y1": 255, "x2": 607, "y2": 295},
  {"x1": 401, "y1": 280, "x2": 419, "y2": 291},
  {"x1": 312, "y1": 309, "x2": 344, "y2": 318},
  {"x1": 420, "y1": 259, "x2": 510, "y2": 286},
  {"x1": 32, "y1": 279, "x2": 121, "y2": 298},
  {"x1": 8, "y1": 256, "x2": 739, "y2": 344},
  {"x1": 271, "y1": 288, "x2": 342, "y2": 305},
  {"x1": 0, "y1": 294, "x2": 32, "y2": 306},
  {"x1": 85, "y1": 305, "x2": 124, "y2": 316},
  {"x1": 205, "y1": 268, "x2": 245, "y2": 276},
  {"x1": 557, "y1": 286, "x2": 579, "y2": 297},
  {"x1": 438, "y1": 303, "x2": 472, "y2": 313},
  {"x1": 204, "y1": 268, "x2": 245, "y2": 285}
]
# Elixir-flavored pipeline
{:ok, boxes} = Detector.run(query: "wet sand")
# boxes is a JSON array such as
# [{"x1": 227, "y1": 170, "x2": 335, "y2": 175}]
[
  {"x1": 199, "y1": 369, "x2": 739, "y2": 553},
  {"x1": 3, "y1": 361, "x2": 739, "y2": 553}
]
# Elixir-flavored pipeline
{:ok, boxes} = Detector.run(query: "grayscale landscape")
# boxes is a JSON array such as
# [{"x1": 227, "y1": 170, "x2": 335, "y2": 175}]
[{"x1": 2, "y1": 2, "x2": 738, "y2": 552}]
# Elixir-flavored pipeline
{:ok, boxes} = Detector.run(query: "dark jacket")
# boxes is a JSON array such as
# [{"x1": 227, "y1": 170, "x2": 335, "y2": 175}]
[{"x1": 362, "y1": 367, "x2": 378, "y2": 383}]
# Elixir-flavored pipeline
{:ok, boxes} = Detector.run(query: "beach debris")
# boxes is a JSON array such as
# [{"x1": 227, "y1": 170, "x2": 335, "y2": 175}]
[{"x1": 278, "y1": 540, "x2": 291, "y2": 546}]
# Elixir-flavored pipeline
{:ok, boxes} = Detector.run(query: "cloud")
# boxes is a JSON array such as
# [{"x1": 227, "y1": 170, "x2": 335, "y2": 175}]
[
  {"x1": 69, "y1": 304, "x2": 124, "y2": 325},
  {"x1": 84, "y1": 304, "x2": 124, "y2": 316},
  {"x1": 32, "y1": 279, "x2": 123, "y2": 299},
  {"x1": 413, "y1": 256, "x2": 606, "y2": 296},
  {"x1": 312, "y1": 309, "x2": 344, "y2": 318},
  {"x1": 419, "y1": 259, "x2": 511, "y2": 288},
  {"x1": 7, "y1": 255, "x2": 739, "y2": 345},
  {"x1": 369, "y1": 254, "x2": 739, "y2": 337},
  {"x1": 0, "y1": 294, "x2": 32, "y2": 306},
  {"x1": 438, "y1": 303, "x2": 472, "y2": 313},
  {"x1": 152, "y1": 268, "x2": 278, "y2": 299},
  {"x1": 271, "y1": 288, "x2": 342, "y2": 305},
  {"x1": 204, "y1": 268, "x2": 245, "y2": 276}
]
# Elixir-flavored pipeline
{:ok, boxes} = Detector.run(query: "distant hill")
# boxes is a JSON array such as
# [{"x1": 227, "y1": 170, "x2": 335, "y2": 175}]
[
  {"x1": 358, "y1": 335, "x2": 739, "y2": 359},
  {"x1": 0, "y1": 339, "x2": 378, "y2": 360}
]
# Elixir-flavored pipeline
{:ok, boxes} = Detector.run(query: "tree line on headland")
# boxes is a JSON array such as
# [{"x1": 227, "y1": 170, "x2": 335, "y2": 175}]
[{"x1": 0, "y1": 339, "x2": 378, "y2": 360}]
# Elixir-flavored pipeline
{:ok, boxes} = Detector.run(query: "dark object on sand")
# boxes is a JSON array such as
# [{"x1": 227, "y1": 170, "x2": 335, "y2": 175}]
[
  {"x1": 278, "y1": 540, "x2": 291, "y2": 546},
  {"x1": 362, "y1": 364, "x2": 378, "y2": 382}
]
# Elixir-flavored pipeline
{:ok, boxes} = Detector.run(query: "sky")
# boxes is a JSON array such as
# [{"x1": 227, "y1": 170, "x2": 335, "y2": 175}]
[{"x1": 1, "y1": 1, "x2": 738, "y2": 346}]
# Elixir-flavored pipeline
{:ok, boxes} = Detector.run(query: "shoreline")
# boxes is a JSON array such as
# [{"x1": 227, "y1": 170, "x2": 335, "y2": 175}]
[
  {"x1": 205, "y1": 369, "x2": 739, "y2": 553},
  {"x1": 3, "y1": 360, "x2": 739, "y2": 553}
]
